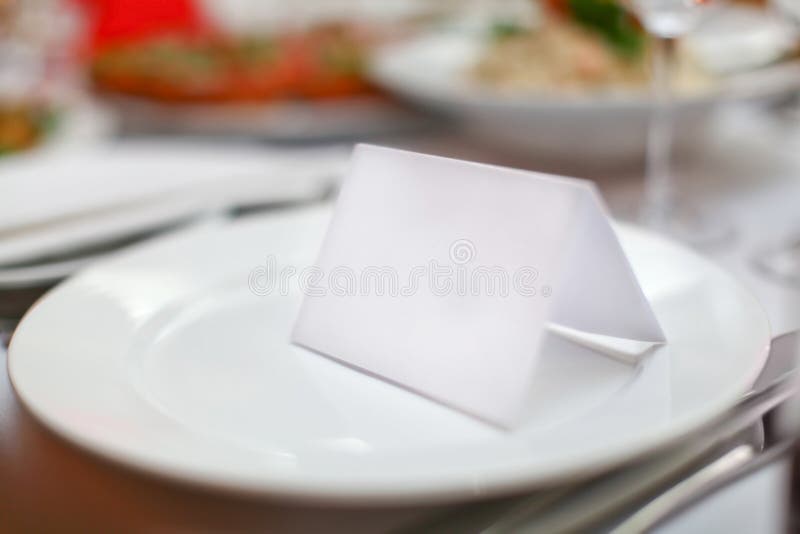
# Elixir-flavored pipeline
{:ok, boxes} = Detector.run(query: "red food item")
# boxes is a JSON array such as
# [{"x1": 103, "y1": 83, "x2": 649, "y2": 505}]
[
  {"x1": 80, "y1": 0, "x2": 376, "y2": 103},
  {"x1": 542, "y1": 0, "x2": 571, "y2": 16},
  {"x1": 74, "y1": 0, "x2": 213, "y2": 53},
  {"x1": 91, "y1": 34, "x2": 298, "y2": 102},
  {"x1": 90, "y1": 25, "x2": 376, "y2": 103}
]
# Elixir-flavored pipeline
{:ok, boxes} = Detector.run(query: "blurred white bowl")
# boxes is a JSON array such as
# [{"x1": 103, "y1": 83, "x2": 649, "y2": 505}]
[{"x1": 368, "y1": 25, "x2": 800, "y2": 166}]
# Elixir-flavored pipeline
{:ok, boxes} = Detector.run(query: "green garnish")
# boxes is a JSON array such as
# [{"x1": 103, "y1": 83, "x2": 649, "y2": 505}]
[
  {"x1": 490, "y1": 21, "x2": 529, "y2": 41},
  {"x1": 37, "y1": 109, "x2": 59, "y2": 134},
  {"x1": 567, "y1": 0, "x2": 645, "y2": 58}
]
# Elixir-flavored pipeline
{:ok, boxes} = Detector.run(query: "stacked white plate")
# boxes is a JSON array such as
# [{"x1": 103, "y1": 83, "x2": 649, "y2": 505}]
[{"x1": 8, "y1": 205, "x2": 770, "y2": 503}]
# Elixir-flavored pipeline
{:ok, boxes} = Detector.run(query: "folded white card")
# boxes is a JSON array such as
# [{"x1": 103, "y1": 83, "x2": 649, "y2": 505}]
[{"x1": 292, "y1": 145, "x2": 666, "y2": 428}]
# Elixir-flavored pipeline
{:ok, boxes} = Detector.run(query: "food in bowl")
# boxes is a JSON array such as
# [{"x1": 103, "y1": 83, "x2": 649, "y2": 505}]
[{"x1": 471, "y1": 0, "x2": 714, "y2": 95}]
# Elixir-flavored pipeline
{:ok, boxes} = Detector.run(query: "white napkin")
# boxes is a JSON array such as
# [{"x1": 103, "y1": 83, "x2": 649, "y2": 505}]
[
  {"x1": 0, "y1": 142, "x2": 347, "y2": 265},
  {"x1": 292, "y1": 145, "x2": 665, "y2": 427}
]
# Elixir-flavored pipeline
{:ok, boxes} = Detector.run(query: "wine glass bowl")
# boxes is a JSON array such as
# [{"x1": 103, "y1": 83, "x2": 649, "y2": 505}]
[
  {"x1": 633, "y1": 0, "x2": 710, "y2": 38},
  {"x1": 751, "y1": 0, "x2": 800, "y2": 284},
  {"x1": 620, "y1": 0, "x2": 732, "y2": 245}
]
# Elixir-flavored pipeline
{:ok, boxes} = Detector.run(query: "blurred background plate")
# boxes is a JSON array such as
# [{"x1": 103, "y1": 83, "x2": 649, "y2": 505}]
[
  {"x1": 80, "y1": 0, "x2": 447, "y2": 141},
  {"x1": 368, "y1": 7, "x2": 800, "y2": 166},
  {"x1": 105, "y1": 94, "x2": 433, "y2": 141}
]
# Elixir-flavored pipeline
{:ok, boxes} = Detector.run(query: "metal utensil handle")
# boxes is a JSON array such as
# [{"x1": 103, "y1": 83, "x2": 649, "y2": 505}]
[
  {"x1": 609, "y1": 445, "x2": 755, "y2": 534},
  {"x1": 610, "y1": 438, "x2": 795, "y2": 534},
  {"x1": 486, "y1": 344, "x2": 799, "y2": 534}
]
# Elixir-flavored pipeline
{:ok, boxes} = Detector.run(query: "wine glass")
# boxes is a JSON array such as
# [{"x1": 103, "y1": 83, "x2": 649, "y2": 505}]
[
  {"x1": 626, "y1": 0, "x2": 729, "y2": 245},
  {"x1": 751, "y1": 0, "x2": 800, "y2": 285}
]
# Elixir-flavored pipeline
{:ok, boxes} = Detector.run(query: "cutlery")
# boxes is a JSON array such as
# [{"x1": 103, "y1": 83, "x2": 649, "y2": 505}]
[
  {"x1": 609, "y1": 441, "x2": 792, "y2": 534},
  {"x1": 605, "y1": 334, "x2": 799, "y2": 533},
  {"x1": 407, "y1": 331, "x2": 799, "y2": 534}
]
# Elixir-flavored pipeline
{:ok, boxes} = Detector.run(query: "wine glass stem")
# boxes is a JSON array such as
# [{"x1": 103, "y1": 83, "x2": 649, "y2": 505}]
[{"x1": 643, "y1": 36, "x2": 678, "y2": 228}]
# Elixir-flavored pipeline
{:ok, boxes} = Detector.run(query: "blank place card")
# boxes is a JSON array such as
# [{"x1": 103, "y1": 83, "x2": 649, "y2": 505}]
[{"x1": 292, "y1": 145, "x2": 665, "y2": 428}]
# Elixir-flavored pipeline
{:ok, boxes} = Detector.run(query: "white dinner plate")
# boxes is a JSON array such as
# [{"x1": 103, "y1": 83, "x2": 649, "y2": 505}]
[{"x1": 8, "y1": 206, "x2": 770, "y2": 504}]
